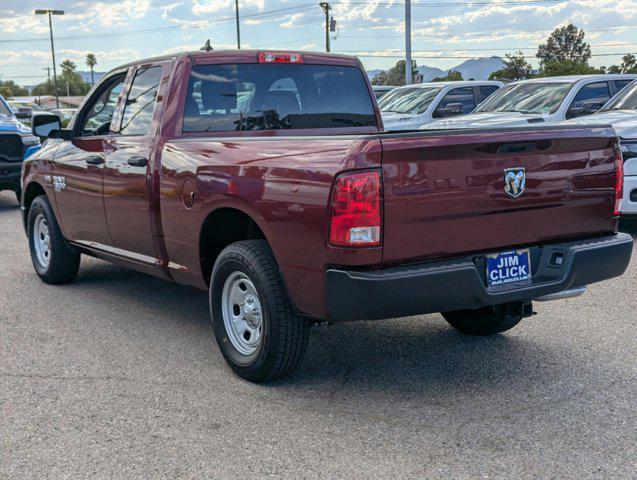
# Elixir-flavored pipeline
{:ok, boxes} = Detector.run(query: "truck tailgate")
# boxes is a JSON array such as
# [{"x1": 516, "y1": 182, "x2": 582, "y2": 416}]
[{"x1": 380, "y1": 126, "x2": 618, "y2": 264}]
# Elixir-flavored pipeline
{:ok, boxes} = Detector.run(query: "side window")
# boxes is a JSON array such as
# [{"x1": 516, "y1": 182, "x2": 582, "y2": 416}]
[
  {"x1": 477, "y1": 85, "x2": 499, "y2": 104},
  {"x1": 79, "y1": 76, "x2": 125, "y2": 136},
  {"x1": 119, "y1": 66, "x2": 162, "y2": 136},
  {"x1": 437, "y1": 87, "x2": 476, "y2": 114},
  {"x1": 570, "y1": 82, "x2": 611, "y2": 110},
  {"x1": 614, "y1": 80, "x2": 633, "y2": 93}
]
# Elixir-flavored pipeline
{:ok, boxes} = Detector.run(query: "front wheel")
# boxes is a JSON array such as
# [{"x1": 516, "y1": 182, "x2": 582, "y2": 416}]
[
  {"x1": 210, "y1": 240, "x2": 310, "y2": 382},
  {"x1": 442, "y1": 302, "x2": 530, "y2": 335},
  {"x1": 27, "y1": 195, "x2": 80, "y2": 284}
]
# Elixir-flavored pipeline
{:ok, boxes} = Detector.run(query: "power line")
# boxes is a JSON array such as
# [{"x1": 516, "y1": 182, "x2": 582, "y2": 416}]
[
  {"x1": 0, "y1": 3, "x2": 316, "y2": 44},
  {"x1": 338, "y1": 42, "x2": 637, "y2": 53},
  {"x1": 333, "y1": 0, "x2": 569, "y2": 6},
  {"x1": 352, "y1": 51, "x2": 637, "y2": 59}
]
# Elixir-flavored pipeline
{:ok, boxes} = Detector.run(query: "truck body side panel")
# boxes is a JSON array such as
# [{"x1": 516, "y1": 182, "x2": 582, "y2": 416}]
[{"x1": 158, "y1": 135, "x2": 383, "y2": 318}]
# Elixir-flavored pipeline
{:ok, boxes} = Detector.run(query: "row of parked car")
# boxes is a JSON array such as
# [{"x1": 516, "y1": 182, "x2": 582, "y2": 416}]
[{"x1": 374, "y1": 74, "x2": 637, "y2": 216}]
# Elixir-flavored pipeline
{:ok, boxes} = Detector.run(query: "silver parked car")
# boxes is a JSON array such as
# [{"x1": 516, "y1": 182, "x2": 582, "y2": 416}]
[{"x1": 422, "y1": 74, "x2": 637, "y2": 130}]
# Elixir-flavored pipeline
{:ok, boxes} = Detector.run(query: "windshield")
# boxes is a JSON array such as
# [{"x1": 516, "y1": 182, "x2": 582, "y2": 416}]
[
  {"x1": 603, "y1": 82, "x2": 637, "y2": 111},
  {"x1": 378, "y1": 86, "x2": 442, "y2": 114},
  {"x1": 475, "y1": 82, "x2": 572, "y2": 114}
]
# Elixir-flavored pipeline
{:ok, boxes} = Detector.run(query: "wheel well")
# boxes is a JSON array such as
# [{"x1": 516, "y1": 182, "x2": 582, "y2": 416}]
[
  {"x1": 22, "y1": 182, "x2": 47, "y2": 224},
  {"x1": 199, "y1": 208, "x2": 266, "y2": 284}
]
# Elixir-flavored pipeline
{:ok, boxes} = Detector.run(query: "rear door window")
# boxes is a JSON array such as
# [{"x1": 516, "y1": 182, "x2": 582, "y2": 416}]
[
  {"x1": 119, "y1": 66, "x2": 162, "y2": 136},
  {"x1": 613, "y1": 79, "x2": 633, "y2": 94},
  {"x1": 570, "y1": 82, "x2": 611, "y2": 110},
  {"x1": 477, "y1": 85, "x2": 499, "y2": 104},
  {"x1": 183, "y1": 63, "x2": 377, "y2": 132},
  {"x1": 436, "y1": 87, "x2": 476, "y2": 115}
]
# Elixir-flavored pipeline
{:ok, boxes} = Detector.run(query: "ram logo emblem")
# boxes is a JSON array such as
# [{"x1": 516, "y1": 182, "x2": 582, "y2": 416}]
[{"x1": 503, "y1": 168, "x2": 526, "y2": 198}]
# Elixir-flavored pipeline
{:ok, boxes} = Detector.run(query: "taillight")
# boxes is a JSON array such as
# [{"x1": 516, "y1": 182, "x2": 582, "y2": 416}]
[
  {"x1": 329, "y1": 170, "x2": 382, "y2": 247},
  {"x1": 257, "y1": 52, "x2": 303, "y2": 64},
  {"x1": 614, "y1": 143, "x2": 624, "y2": 216}
]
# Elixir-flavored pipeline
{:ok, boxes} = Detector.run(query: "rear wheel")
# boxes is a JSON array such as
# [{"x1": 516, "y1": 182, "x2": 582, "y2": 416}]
[
  {"x1": 27, "y1": 195, "x2": 80, "y2": 284},
  {"x1": 442, "y1": 302, "x2": 530, "y2": 335},
  {"x1": 210, "y1": 240, "x2": 310, "y2": 382}
]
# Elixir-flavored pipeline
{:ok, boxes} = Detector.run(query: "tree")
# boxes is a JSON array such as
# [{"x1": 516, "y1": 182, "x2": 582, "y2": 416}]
[
  {"x1": 537, "y1": 24, "x2": 591, "y2": 69},
  {"x1": 60, "y1": 60, "x2": 90, "y2": 96},
  {"x1": 31, "y1": 59, "x2": 91, "y2": 96},
  {"x1": 0, "y1": 80, "x2": 28, "y2": 98},
  {"x1": 85, "y1": 53, "x2": 97, "y2": 85},
  {"x1": 432, "y1": 70, "x2": 463, "y2": 82},
  {"x1": 607, "y1": 54, "x2": 637, "y2": 74},
  {"x1": 540, "y1": 60, "x2": 602, "y2": 77},
  {"x1": 372, "y1": 60, "x2": 419, "y2": 86},
  {"x1": 489, "y1": 51, "x2": 532, "y2": 80}
]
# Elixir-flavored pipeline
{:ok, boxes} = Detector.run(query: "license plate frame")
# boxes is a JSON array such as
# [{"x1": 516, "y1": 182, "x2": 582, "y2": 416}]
[{"x1": 486, "y1": 249, "x2": 532, "y2": 287}]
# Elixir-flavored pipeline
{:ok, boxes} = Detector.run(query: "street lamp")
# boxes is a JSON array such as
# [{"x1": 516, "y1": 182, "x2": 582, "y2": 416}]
[{"x1": 35, "y1": 9, "x2": 64, "y2": 108}]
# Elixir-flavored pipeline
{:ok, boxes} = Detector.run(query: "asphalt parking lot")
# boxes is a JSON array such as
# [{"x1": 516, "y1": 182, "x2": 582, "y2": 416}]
[{"x1": 0, "y1": 190, "x2": 635, "y2": 479}]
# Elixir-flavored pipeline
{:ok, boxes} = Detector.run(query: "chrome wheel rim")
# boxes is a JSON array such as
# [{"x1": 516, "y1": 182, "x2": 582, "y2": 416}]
[
  {"x1": 221, "y1": 271, "x2": 263, "y2": 356},
  {"x1": 33, "y1": 213, "x2": 51, "y2": 269}
]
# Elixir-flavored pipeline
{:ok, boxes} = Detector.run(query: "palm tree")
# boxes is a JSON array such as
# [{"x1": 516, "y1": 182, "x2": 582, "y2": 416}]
[{"x1": 85, "y1": 53, "x2": 97, "y2": 85}]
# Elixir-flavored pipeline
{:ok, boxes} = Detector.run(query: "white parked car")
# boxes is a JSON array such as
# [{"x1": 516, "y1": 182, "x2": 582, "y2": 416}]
[
  {"x1": 422, "y1": 74, "x2": 637, "y2": 130},
  {"x1": 563, "y1": 80, "x2": 637, "y2": 216},
  {"x1": 379, "y1": 81, "x2": 503, "y2": 131}
]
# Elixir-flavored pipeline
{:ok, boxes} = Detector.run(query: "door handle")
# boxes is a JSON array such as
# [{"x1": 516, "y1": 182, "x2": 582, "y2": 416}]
[
  {"x1": 127, "y1": 156, "x2": 148, "y2": 167},
  {"x1": 86, "y1": 155, "x2": 104, "y2": 166}
]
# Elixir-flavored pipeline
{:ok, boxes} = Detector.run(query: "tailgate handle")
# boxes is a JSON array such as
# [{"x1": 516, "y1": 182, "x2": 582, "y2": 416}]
[
  {"x1": 498, "y1": 142, "x2": 539, "y2": 154},
  {"x1": 127, "y1": 156, "x2": 148, "y2": 167},
  {"x1": 86, "y1": 155, "x2": 104, "y2": 166}
]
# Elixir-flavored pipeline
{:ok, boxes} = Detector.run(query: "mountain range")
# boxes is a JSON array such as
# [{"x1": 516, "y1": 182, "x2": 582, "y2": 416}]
[{"x1": 367, "y1": 56, "x2": 505, "y2": 82}]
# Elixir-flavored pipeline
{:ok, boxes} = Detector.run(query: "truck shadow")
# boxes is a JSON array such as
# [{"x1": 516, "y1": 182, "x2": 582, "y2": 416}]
[
  {"x1": 70, "y1": 260, "x2": 581, "y2": 402},
  {"x1": 619, "y1": 218, "x2": 637, "y2": 239}
]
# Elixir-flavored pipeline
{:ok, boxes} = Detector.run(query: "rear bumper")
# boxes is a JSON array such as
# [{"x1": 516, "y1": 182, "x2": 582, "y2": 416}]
[{"x1": 325, "y1": 233, "x2": 633, "y2": 321}]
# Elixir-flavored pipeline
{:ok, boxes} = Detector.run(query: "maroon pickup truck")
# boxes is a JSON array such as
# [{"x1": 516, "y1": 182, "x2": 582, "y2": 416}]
[{"x1": 23, "y1": 50, "x2": 632, "y2": 382}]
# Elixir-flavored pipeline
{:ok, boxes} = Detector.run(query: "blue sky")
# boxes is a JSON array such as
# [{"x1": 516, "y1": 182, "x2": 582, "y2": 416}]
[{"x1": 1, "y1": 0, "x2": 637, "y2": 85}]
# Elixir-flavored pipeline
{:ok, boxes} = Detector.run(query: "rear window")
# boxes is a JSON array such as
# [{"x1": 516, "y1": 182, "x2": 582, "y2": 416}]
[{"x1": 183, "y1": 63, "x2": 377, "y2": 132}]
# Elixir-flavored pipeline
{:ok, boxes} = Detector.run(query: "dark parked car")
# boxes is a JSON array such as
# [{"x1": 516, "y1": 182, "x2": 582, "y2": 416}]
[{"x1": 22, "y1": 50, "x2": 632, "y2": 382}]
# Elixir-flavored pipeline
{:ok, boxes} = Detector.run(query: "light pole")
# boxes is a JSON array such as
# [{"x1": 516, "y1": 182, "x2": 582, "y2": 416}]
[
  {"x1": 235, "y1": 0, "x2": 241, "y2": 49},
  {"x1": 405, "y1": 0, "x2": 412, "y2": 85},
  {"x1": 319, "y1": 2, "x2": 331, "y2": 52},
  {"x1": 35, "y1": 9, "x2": 64, "y2": 108}
]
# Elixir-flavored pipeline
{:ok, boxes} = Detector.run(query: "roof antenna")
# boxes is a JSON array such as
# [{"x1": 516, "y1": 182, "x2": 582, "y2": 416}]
[{"x1": 201, "y1": 39, "x2": 213, "y2": 52}]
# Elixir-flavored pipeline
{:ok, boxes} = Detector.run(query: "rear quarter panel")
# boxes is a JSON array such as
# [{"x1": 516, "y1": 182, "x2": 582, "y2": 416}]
[{"x1": 159, "y1": 135, "x2": 382, "y2": 318}]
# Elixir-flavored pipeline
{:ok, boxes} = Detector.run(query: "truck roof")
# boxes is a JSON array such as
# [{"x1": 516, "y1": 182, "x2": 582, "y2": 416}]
[
  {"x1": 512, "y1": 74, "x2": 637, "y2": 85},
  {"x1": 116, "y1": 49, "x2": 361, "y2": 70}
]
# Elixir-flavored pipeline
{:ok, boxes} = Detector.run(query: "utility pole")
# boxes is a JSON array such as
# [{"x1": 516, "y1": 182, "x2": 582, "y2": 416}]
[
  {"x1": 35, "y1": 9, "x2": 64, "y2": 108},
  {"x1": 235, "y1": 0, "x2": 241, "y2": 49},
  {"x1": 319, "y1": 2, "x2": 331, "y2": 52},
  {"x1": 43, "y1": 66, "x2": 51, "y2": 83},
  {"x1": 405, "y1": 0, "x2": 412, "y2": 84}
]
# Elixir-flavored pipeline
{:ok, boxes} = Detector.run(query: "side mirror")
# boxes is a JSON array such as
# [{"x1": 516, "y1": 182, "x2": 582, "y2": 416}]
[
  {"x1": 32, "y1": 113, "x2": 62, "y2": 138},
  {"x1": 569, "y1": 100, "x2": 605, "y2": 118},
  {"x1": 581, "y1": 100, "x2": 604, "y2": 114},
  {"x1": 436, "y1": 102, "x2": 464, "y2": 117}
]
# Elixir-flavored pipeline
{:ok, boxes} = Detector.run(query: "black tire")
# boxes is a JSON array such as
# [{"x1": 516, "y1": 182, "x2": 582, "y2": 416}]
[
  {"x1": 27, "y1": 195, "x2": 80, "y2": 284},
  {"x1": 210, "y1": 240, "x2": 310, "y2": 382},
  {"x1": 442, "y1": 303, "x2": 524, "y2": 335},
  {"x1": 14, "y1": 187, "x2": 21, "y2": 204}
]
